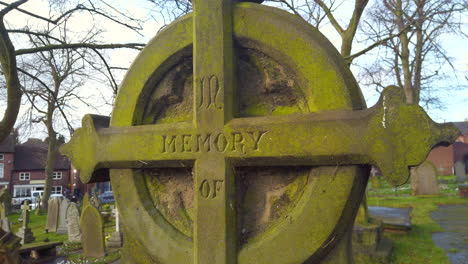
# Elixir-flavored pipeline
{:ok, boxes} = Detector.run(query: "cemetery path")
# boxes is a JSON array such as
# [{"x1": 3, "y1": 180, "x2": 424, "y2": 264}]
[{"x1": 431, "y1": 204, "x2": 468, "y2": 264}]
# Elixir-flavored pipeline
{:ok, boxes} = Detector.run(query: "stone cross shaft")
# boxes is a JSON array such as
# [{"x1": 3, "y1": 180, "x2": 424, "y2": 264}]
[
  {"x1": 21, "y1": 201, "x2": 30, "y2": 228},
  {"x1": 61, "y1": 0, "x2": 459, "y2": 263}
]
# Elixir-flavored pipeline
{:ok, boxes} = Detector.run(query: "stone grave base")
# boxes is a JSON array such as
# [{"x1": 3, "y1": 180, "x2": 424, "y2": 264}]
[
  {"x1": 353, "y1": 220, "x2": 393, "y2": 264},
  {"x1": 16, "y1": 227, "x2": 35, "y2": 244},
  {"x1": 18, "y1": 241, "x2": 62, "y2": 263},
  {"x1": 106, "y1": 231, "x2": 123, "y2": 248}
]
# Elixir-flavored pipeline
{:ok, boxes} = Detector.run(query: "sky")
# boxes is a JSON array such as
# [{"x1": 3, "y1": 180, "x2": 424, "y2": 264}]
[{"x1": 1, "y1": 0, "x2": 467, "y2": 141}]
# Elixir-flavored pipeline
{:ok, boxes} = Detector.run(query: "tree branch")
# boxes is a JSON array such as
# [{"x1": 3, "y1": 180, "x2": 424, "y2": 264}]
[
  {"x1": 15, "y1": 42, "x2": 145, "y2": 56},
  {"x1": 346, "y1": 24, "x2": 411, "y2": 62},
  {"x1": 314, "y1": 0, "x2": 344, "y2": 35}
]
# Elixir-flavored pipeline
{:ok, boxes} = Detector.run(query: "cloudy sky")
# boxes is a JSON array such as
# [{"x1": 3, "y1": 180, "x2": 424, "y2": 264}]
[{"x1": 2, "y1": 0, "x2": 467, "y2": 140}]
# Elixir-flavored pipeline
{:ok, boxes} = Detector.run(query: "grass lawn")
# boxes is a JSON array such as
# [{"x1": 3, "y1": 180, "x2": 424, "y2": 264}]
[
  {"x1": 7, "y1": 205, "x2": 119, "y2": 263},
  {"x1": 368, "y1": 175, "x2": 467, "y2": 264},
  {"x1": 7, "y1": 211, "x2": 68, "y2": 243}
]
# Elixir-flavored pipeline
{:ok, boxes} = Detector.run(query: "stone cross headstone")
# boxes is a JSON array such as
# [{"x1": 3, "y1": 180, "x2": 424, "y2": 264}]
[
  {"x1": 411, "y1": 160, "x2": 439, "y2": 195},
  {"x1": 89, "y1": 193, "x2": 101, "y2": 211},
  {"x1": 455, "y1": 161, "x2": 466, "y2": 183},
  {"x1": 106, "y1": 208, "x2": 123, "y2": 248},
  {"x1": 16, "y1": 201, "x2": 34, "y2": 244},
  {"x1": 80, "y1": 205, "x2": 105, "y2": 258},
  {"x1": 57, "y1": 198, "x2": 70, "y2": 234},
  {"x1": 46, "y1": 197, "x2": 60, "y2": 232},
  {"x1": 66, "y1": 202, "x2": 81, "y2": 242},
  {"x1": 61, "y1": 1, "x2": 459, "y2": 263},
  {"x1": 0, "y1": 189, "x2": 12, "y2": 218}
]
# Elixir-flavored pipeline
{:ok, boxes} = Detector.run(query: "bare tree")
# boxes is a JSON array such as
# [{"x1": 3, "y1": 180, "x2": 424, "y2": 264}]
[
  {"x1": 360, "y1": 0, "x2": 467, "y2": 106},
  {"x1": 0, "y1": 0, "x2": 146, "y2": 144},
  {"x1": 19, "y1": 28, "x2": 97, "y2": 210}
]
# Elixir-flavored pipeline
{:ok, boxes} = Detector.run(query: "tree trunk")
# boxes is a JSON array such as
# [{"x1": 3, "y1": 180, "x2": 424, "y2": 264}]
[
  {"x1": 40, "y1": 101, "x2": 57, "y2": 212},
  {"x1": 0, "y1": 20, "x2": 22, "y2": 143}
]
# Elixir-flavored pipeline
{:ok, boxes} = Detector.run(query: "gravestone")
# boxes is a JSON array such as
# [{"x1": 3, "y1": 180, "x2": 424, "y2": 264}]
[
  {"x1": 0, "y1": 189, "x2": 12, "y2": 218},
  {"x1": 455, "y1": 161, "x2": 466, "y2": 183},
  {"x1": 16, "y1": 201, "x2": 35, "y2": 244},
  {"x1": 106, "y1": 208, "x2": 123, "y2": 248},
  {"x1": 56, "y1": 198, "x2": 70, "y2": 234},
  {"x1": 1, "y1": 218, "x2": 11, "y2": 232},
  {"x1": 35, "y1": 195, "x2": 42, "y2": 215},
  {"x1": 66, "y1": 202, "x2": 81, "y2": 242},
  {"x1": 411, "y1": 160, "x2": 439, "y2": 195},
  {"x1": 61, "y1": 1, "x2": 459, "y2": 263},
  {"x1": 80, "y1": 205, "x2": 105, "y2": 258},
  {"x1": 89, "y1": 193, "x2": 101, "y2": 210},
  {"x1": 46, "y1": 197, "x2": 60, "y2": 232}
]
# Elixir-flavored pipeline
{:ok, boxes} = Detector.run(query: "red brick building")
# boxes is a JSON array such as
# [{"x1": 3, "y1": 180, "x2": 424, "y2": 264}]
[
  {"x1": 427, "y1": 121, "x2": 468, "y2": 176},
  {"x1": 0, "y1": 136, "x2": 74, "y2": 203}
]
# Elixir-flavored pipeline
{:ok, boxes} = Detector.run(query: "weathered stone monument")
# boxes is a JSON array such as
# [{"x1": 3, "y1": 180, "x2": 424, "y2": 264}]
[
  {"x1": 411, "y1": 160, "x2": 439, "y2": 196},
  {"x1": 66, "y1": 202, "x2": 81, "y2": 242},
  {"x1": 1, "y1": 218, "x2": 11, "y2": 232},
  {"x1": 57, "y1": 198, "x2": 70, "y2": 234},
  {"x1": 89, "y1": 193, "x2": 101, "y2": 211},
  {"x1": 0, "y1": 189, "x2": 12, "y2": 218},
  {"x1": 106, "y1": 208, "x2": 123, "y2": 248},
  {"x1": 16, "y1": 201, "x2": 34, "y2": 244},
  {"x1": 46, "y1": 197, "x2": 60, "y2": 232},
  {"x1": 455, "y1": 161, "x2": 466, "y2": 183},
  {"x1": 61, "y1": 0, "x2": 459, "y2": 263},
  {"x1": 80, "y1": 204, "x2": 105, "y2": 258}
]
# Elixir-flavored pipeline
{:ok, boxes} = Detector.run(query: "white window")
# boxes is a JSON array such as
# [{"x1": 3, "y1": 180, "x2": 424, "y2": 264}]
[
  {"x1": 14, "y1": 187, "x2": 31, "y2": 197},
  {"x1": 0, "y1": 154, "x2": 4, "y2": 160},
  {"x1": 0, "y1": 163, "x2": 3, "y2": 179},
  {"x1": 19, "y1": 172, "x2": 30, "y2": 181},
  {"x1": 52, "y1": 186, "x2": 62, "y2": 195},
  {"x1": 52, "y1": 172, "x2": 62, "y2": 180}
]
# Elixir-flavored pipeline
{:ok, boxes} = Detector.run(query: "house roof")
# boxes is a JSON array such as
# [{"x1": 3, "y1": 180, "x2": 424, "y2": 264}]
[
  {"x1": 0, "y1": 134, "x2": 15, "y2": 153},
  {"x1": 14, "y1": 138, "x2": 70, "y2": 171},
  {"x1": 453, "y1": 121, "x2": 468, "y2": 136}
]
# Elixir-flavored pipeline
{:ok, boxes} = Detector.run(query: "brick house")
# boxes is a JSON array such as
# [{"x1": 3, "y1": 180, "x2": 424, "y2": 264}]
[
  {"x1": 0, "y1": 136, "x2": 74, "y2": 203},
  {"x1": 426, "y1": 121, "x2": 468, "y2": 176}
]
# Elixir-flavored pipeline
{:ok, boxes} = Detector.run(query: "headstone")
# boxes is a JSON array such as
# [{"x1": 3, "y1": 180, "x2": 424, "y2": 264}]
[
  {"x1": 66, "y1": 202, "x2": 81, "y2": 242},
  {"x1": 0, "y1": 189, "x2": 12, "y2": 218},
  {"x1": 0, "y1": 228, "x2": 21, "y2": 264},
  {"x1": 455, "y1": 161, "x2": 466, "y2": 183},
  {"x1": 1, "y1": 218, "x2": 11, "y2": 232},
  {"x1": 60, "y1": 1, "x2": 458, "y2": 262},
  {"x1": 57, "y1": 198, "x2": 70, "y2": 234},
  {"x1": 16, "y1": 201, "x2": 35, "y2": 244},
  {"x1": 46, "y1": 197, "x2": 60, "y2": 232},
  {"x1": 411, "y1": 160, "x2": 439, "y2": 195},
  {"x1": 34, "y1": 195, "x2": 42, "y2": 215},
  {"x1": 80, "y1": 205, "x2": 105, "y2": 258},
  {"x1": 89, "y1": 193, "x2": 101, "y2": 211},
  {"x1": 106, "y1": 208, "x2": 123, "y2": 248}
]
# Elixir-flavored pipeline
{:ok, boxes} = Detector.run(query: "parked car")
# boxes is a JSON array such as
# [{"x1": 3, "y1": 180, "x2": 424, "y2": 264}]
[{"x1": 98, "y1": 191, "x2": 114, "y2": 204}]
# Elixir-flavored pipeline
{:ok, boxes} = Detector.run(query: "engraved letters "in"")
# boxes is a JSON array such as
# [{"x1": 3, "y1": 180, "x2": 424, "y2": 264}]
[{"x1": 162, "y1": 131, "x2": 267, "y2": 154}]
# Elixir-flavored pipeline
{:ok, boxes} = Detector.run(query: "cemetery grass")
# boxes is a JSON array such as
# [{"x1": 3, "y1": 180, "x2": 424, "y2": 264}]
[
  {"x1": 7, "y1": 211, "x2": 68, "y2": 243},
  {"x1": 7, "y1": 208, "x2": 120, "y2": 263},
  {"x1": 368, "y1": 195, "x2": 467, "y2": 264}
]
